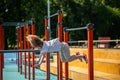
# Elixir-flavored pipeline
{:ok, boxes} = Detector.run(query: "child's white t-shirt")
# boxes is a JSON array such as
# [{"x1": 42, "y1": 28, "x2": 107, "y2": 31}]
[
  {"x1": 40, "y1": 38, "x2": 70, "y2": 62},
  {"x1": 41, "y1": 38, "x2": 62, "y2": 54}
]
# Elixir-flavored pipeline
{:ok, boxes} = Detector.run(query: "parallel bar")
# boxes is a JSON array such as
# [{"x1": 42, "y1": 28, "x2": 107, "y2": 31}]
[
  {"x1": 0, "y1": 50, "x2": 40, "y2": 53},
  {"x1": 66, "y1": 26, "x2": 87, "y2": 31},
  {"x1": 2, "y1": 21, "x2": 32, "y2": 27}
]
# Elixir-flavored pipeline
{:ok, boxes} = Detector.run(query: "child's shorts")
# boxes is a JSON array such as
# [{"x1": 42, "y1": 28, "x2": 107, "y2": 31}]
[{"x1": 60, "y1": 42, "x2": 70, "y2": 62}]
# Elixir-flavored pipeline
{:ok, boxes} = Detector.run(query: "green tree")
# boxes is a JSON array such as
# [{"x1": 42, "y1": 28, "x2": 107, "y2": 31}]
[
  {"x1": 0, "y1": 0, "x2": 120, "y2": 48},
  {"x1": 0, "y1": 0, "x2": 47, "y2": 49}
]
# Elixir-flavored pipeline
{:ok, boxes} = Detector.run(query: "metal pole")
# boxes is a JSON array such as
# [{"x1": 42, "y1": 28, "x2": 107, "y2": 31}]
[
  {"x1": 0, "y1": 19, "x2": 3, "y2": 80},
  {"x1": 31, "y1": 19, "x2": 35, "y2": 80},
  {"x1": 18, "y1": 28, "x2": 20, "y2": 72},
  {"x1": 0, "y1": 50, "x2": 40, "y2": 53},
  {"x1": 50, "y1": 13, "x2": 58, "y2": 18},
  {"x1": 1, "y1": 24, "x2": 4, "y2": 69},
  {"x1": 87, "y1": 24, "x2": 94, "y2": 80},
  {"x1": 63, "y1": 28, "x2": 69, "y2": 80},
  {"x1": 3, "y1": 21, "x2": 31, "y2": 27},
  {"x1": 28, "y1": 25, "x2": 31, "y2": 80},
  {"x1": 48, "y1": 0, "x2": 51, "y2": 39},
  {"x1": 58, "y1": 10, "x2": 63, "y2": 80},
  {"x1": 47, "y1": 0, "x2": 51, "y2": 79},
  {"x1": 66, "y1": 26, "x2": 87, "y2": 31},
  {"x1": 24, "y1": 25, "x2": 27, "y2": 78},
  {"x1": 19, "y1": 27, "x2": 22, "y2": 74},
  {"x1": 45, "y1": 16, "x2": 50, "y2": 80},
  {"x1": 0, "y1": 54, "x2": 2, "y2": 80},
  {"x1": 0, "y1": 55, "x2": 2, "y2": 80}
]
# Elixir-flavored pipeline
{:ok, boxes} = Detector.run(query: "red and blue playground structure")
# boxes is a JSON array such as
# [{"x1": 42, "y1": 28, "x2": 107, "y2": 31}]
[{"x1": 0, "y1": 10, "x2": 94, "y2": 80}]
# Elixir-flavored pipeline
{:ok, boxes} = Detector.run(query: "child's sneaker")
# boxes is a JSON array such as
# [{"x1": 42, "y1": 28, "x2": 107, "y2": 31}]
[
  {"x1": 76, "y1": 52, "x2": 83, "y2": 62},
  {"x1": 82, "y1": 53, "x2": 88, "y2": 63},
  {"x1": 76, "y1": 52, "x2": 80, "y2": 55}
]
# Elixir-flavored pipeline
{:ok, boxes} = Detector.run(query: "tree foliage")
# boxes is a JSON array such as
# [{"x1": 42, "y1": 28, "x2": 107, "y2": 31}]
[{"x1": 0, "y1": 0, "x2": 120, "y2": 48}]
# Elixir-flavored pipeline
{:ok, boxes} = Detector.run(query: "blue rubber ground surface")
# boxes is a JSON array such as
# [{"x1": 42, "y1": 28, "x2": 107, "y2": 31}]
[
  {"x1": 3, "y1": 64, "x2": 58, "y2": 80},
  {"x1": 3, "y1": 53, "x2": 58, "y2": 80}
]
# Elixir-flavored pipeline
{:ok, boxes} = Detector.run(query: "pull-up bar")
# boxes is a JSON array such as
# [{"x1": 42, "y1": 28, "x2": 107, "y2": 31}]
[
  {"x1": 49, "y1": 10, "x2": 62, "y2": 18},
  {"x1": 66, "y1": 26, "x2": 87, "y2": 31},
  {"x1": 0, "y1": 49, "x2": 40, "y2": 53},
  {"x1": 65, "y1": 23, "x2": 94, "y2": 31},
  {"x1": 50, "y1": 13, "x2": 58, "y2": 18}
]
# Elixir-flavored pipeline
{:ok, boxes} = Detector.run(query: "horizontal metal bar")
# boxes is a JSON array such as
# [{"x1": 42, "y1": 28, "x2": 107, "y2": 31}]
[
  {"x1": 0, "y1": 49, "x2": 40, "y2": 53},
  {"x1": 94, "y1": 40, "x2": 120, "y2": 42},
  {"x1": 2, "y1": 21, "x2": 32, "y2": 27},
  {"x1": 2, "y1": 22, "x2": 20, "y2": 26},
  {"x1": 50, "y1": 13, "x2": 58, "y2": 18},
  {"x1": 68, "y1": 39, "x2": 120, "y2": 43},
  {"x1": 66, "y1": 26, "x2": 87, "y2": 31}
]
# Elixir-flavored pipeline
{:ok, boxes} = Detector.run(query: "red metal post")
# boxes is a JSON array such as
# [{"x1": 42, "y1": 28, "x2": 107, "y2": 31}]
[
  {"x1": 45, "y1": 17, "x2": 49, "y2": 41},
  {"x1": 31, "y1": 19, "x2": 35, "y2": 80},
  {"x1": 58, "y1": 10, "x2": 63, "y2": 80},
  {"x1": 63, "y1": 28, "x2": 69, "y2": 80},
  {"x1": 17, "y1": 28, "x2": 20, "y2": 72},
  {"x1": 15, "y1": 28, "x2": 18, "y2": 64},
  {"x1": 0, "y1": 19, "x2": 3, "y2": 80},
  {"x1": 19, "y1": 27, "x2": 23, "y2": 74},
  {"x1": 45, "y1": 16, "x2": 50, "y2": 80},
  {"x1": 0, "y1": 48, "x2": 3, "y2": 80},
  {"x1": 87, "y1": 24, "x2": 94, "y2": 80},
  {"x1": 0, "y1": 54, "x2": 2, "y2": 80},
  {"x1": 24, "y1": 25, "x2": 27, "y2": 78},
  {"x1": 27, "y1": 25, "x2": 31, "y2": 80},
  {"x1": 1, "y1": 22, "x2": 4, "y2": 69},
  {"x1": 1, "y1": 25, "x2": 4, "y2": 69}
]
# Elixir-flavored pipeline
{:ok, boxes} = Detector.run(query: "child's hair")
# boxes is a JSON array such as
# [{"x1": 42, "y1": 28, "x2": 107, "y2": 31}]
[{"x1": 26, "y1": 35, "x2": 43, "y2": 47}]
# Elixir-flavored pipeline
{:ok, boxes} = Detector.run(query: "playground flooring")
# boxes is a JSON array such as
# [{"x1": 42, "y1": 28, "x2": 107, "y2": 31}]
[
  {"x1": 3, "y1": 53, "x2": 57, "y2": 80},
  {"x1": 3, "y1": 64, "x2": 57, "y2": 80},
  {"x1": 3, "y1": 65, "x2": 28, "y2": 80}
]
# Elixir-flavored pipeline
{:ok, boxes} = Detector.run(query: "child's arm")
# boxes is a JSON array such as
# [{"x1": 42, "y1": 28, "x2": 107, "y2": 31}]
[{"x1": 38, "y1": 53, "x2": 45, "y2": 65}]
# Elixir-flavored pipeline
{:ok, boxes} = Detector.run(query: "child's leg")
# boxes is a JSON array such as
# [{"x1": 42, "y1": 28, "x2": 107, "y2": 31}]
[
  {"x1": 67, "y1": 53, "x2": 83, "y2": 62},
  {"x1": 38, "y1": 54, "x2": 45, "y2": 65},
  {"x1": 67, "y1": 53, "x2": 88, "y2": 63}
]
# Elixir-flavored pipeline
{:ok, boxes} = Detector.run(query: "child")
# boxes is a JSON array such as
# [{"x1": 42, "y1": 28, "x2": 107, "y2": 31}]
[{"x1": 26, "y1": 35, "x2": 88, "y2": 67}]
